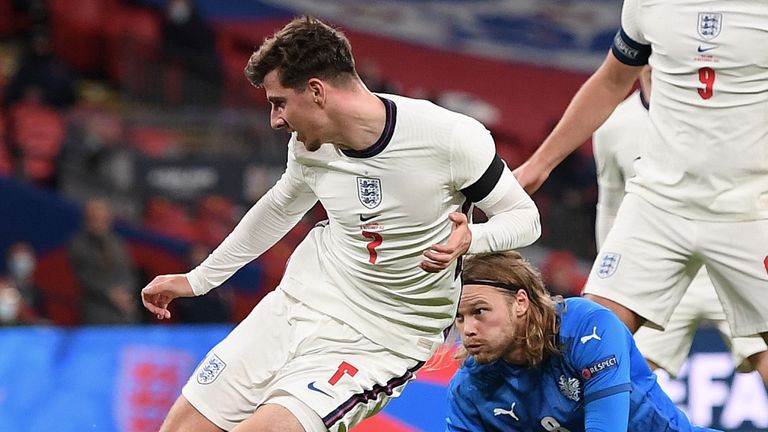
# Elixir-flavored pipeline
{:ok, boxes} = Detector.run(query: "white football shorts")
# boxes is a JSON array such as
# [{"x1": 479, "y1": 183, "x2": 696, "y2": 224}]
[
  {"x1": 633, "y1": 268, "x2": 767, "y2": 376},
  {"x1": 584, "y1": 193, "x2": 768, "y2": 338},
  {"x1": 182, "y1": 288, "x2": 422, "y2": 431}
]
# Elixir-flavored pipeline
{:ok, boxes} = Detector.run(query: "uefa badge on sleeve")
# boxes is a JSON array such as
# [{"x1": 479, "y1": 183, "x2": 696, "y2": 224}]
[
  {"x1": 596, "y1": 253, "x2": 621, "y2": 278},
  {"x1": 197, "y1": 354, "x2": 227, "y2": 385}
]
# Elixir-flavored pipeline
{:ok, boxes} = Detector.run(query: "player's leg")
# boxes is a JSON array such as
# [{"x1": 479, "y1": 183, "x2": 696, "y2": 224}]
[
  {"x1": 700, "y1": 263, "x2": 768, "y2": 385},
  {"x1": 746, "y1": 351, "x2": 768, "y2": 385},
  {"x1": 700, "y1": 218, "x2": 768, "y2": 343},
  {"x1": 177, "y1": 289, "x2": 300, "y2": 430},
  {"x1": 232, "y1": 403, "x2": 306, "y2": 432},
  {"x1": 583, "y1": 193, "x2": 696, "y2": 333},
  {"x1": 583, "y1": 294, "x2": 645, "y2": 332},
  {"x1": 257, "y1": 296, "x2": 423, "y2": 432},
  {"x1": 632, "y1": 274, "x2": 705, "y2": 376},
  {"x1": 160, "y1": 395, "x2": 224, "y2": 432}
]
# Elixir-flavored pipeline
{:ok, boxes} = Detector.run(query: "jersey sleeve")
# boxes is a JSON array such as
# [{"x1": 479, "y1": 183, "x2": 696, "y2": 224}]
[
  {"x1": 611, "y1": 0, "x2": 651, "y2": 66},
  {"x1": 446, "y1": 379, "x2": 482, "y2": 432},
  {"x1": 567, "y1": 308, "x2": 633, "y2": 404},
  {"x1": 592, "y1": 118, "x2": 627, "y2": 250},
  {"x1": 186, "y1": 139, "x2": 318, "y2": 295},
  {"x1": 449, "y1": 117, "x2": 498, "y2": 198},
  {"x1": 449, "y1": 118, "x2": 541, "y2": 253}
]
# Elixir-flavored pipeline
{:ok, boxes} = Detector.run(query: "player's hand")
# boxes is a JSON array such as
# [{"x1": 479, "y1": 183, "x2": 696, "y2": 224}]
[
  {"x1": 141, "y1": 274, "x2": 194, "y2": 320},
  {"x1": 420, "y1": 212, "x2": 471, "y2": 273},
  {"x1": 512, "y1": 159, "x2": 550, "y2": 195}
]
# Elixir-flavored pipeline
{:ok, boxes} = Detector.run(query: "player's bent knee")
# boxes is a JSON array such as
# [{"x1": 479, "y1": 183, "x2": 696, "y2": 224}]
[
  {"x1": 583, "y1": 293, "x2": 645, "y2": 333},
  {"x1": 160, "y1": 395, "x2": 223, "y2": 432},
  {"x1": 233, "y1": 403, "x2": 309, "y2": 432}
]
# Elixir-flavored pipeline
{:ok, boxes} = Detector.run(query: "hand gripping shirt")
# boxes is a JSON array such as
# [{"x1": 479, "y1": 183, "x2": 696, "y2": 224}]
[
  {"x1": 447, "y1": 298, "x2": 719, "y2": 431},
  {"x1": 612, "y1": 0, "x2": 768, "y2": 221},
  {"x1": 187, "y1": 95, "x2": 540, "y2": 361}
]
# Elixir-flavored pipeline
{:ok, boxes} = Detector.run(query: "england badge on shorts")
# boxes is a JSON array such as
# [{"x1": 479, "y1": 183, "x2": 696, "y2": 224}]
[
  {"x1": 697, "y1": 12, "x2": 722, "y2": 40},
  {"x1": 197, "y1": 354, "x2": 227, "y2": 385},
  {"x1": 357, "y1": 177, "x2": 382, "y2": 209},
  {"x1": 597, "y1": 253, "x2": 621, "y2": 278}
]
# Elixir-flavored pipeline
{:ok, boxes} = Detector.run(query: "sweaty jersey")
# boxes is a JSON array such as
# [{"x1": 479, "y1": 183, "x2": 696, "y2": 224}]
[
  {"x1": 612, "y1": 0, "x2": 768, "y2": 221},
  {"x1": 447, "y1": 298, "x2": 717, "y2": 432},
  {"x1": 187, "y1": 95, "x2": 540, "y2": 361}
]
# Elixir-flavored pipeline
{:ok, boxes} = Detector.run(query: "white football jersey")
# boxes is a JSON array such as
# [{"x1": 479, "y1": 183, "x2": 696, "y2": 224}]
[
  {"x1": 593, "y1": 91, "x2": 648, "y2": 248},
  {"x1": 615, "y1": 0, "x2": 768, "y2": 221},
  {"x1": 188, "y1": 94, "x2": 540, "y2": 360}
]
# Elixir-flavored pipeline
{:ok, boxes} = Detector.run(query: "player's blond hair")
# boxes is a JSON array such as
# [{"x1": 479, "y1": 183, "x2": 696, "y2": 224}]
[{"x1": 461, "y1": 251, "x2": 562, "y2": 367}]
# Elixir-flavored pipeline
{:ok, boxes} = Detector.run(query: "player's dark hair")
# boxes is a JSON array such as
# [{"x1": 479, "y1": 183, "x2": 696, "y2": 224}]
[
  {"x1": 244, "y1": 16, "x2": 357, "y2": 90},
  {"x1": 462, "y1": 251, "x2": 562, "y2": 367}
]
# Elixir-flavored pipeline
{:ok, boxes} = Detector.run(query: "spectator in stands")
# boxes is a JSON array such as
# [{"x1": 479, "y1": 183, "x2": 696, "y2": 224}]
[
  {"x1": 0, "y1": 275, "x2": 40, "y2": 325},
  {"x1": 161, "y1": 0, "x2": 222, "y2": 106},
  {"x1": 3, "y1": 26, "x2": 76, "y2": 109},
  {"x1": 5, "y1": 241, "x2": 44, "y2": 317},
  {"x1": 69, "y1": 197, "x2": 139, "y2": 325}
]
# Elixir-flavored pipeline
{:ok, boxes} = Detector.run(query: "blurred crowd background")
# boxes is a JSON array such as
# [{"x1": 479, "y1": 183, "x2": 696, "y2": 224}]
[{"x1": 0, "y1": 0, "x2": 602, "y2": 328}]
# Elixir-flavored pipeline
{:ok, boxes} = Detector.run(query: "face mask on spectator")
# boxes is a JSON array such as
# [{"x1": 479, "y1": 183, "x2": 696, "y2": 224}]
[
  {"x1": 168, "y1": 1, "x2": 191, "y2": 23},
  {"x1": 9, "y1": 253, "x2": 35, "y2": 279}
]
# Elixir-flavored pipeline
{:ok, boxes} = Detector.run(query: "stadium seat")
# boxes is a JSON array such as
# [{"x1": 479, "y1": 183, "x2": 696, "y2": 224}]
[
  {"x1": 143, "y1": 197, "x2": 198, "y2": 242},
  {"x1": 195, "y1": 194, "x2": 238, "y2": 247},
  {"x1": 48, "y1": 0, "x2": 119, "y2": 73},
  {"x1": 8, "y1": 101, "x2": 65, "y2": 185},
  {"x1": 127, "y1": 125, "x2": 181, "y2": 158},
  {"x1": 104, "y1": 6, "x2": 162, "y2": 97},
  {"x1": 35, "y1": 248, "x2": 82, "y2": 326}
]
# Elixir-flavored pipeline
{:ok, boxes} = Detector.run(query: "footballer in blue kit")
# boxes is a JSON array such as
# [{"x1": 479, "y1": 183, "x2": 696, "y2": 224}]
[{"x1": 446, "y1": 251, "x2": 719, "y2": 432}]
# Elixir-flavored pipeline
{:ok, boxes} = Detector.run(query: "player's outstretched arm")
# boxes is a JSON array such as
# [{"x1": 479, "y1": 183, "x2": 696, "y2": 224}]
[
  {"x1": 141, "y1": 274, "x2": 194, "y2": 320},
  {"x1": 513, "y1": 54, "x2": 642, "y2": 194},
  {"x1": 421, "y1": 212, "x2": 471, "y2": 273}
]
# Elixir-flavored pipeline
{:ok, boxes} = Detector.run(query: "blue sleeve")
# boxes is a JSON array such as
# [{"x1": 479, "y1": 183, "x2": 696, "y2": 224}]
[
  {"x1": 568, "y1": 308, "x2": 633, "y2": 403},
  {"x1": 446, "y1": 380, "x2": 480, "y2": 432},
  {"x1": 584, "y1": 390, "x2": 630, "y2": 432}
]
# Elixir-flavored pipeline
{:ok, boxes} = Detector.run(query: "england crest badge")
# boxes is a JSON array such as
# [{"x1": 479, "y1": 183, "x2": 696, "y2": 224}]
[
  {"x1": 698, "y1": 12, "x2": 722, "y2": 40},
  {"x1": 197, "y1": 354, "x2": 226, "y2": 385},
  {"x1": 596, "y1": 252, "x2": 621, "y2": 278},
  {"x1": 357, "y1": 177, "x2": 382, "y2": 209}
]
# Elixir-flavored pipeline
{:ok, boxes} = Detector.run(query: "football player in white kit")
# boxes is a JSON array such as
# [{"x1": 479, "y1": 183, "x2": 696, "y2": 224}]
[
  {"x1": 515, "y1": 0, "x2": 768, "y2": 346},
  {"x1": 140, "y1": 17, "x2": 541, "y2": 432},
  {"x1": 593, "y1": 66, "x2": 768, "y2": 384}
]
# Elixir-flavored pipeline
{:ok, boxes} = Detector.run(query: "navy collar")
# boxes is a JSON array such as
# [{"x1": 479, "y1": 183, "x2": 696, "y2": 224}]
[{"x1": 340, "y1": 96, "x2": 396, "y2": 159}]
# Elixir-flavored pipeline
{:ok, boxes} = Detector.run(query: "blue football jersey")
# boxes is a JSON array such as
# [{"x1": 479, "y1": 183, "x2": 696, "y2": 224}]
[{"x1": 446, "y1": 298, "x2": 719, "y2": 431}]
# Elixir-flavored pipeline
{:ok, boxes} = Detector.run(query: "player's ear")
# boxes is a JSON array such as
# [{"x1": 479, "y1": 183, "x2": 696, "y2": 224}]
[
  {"x1": 513, "y1": 290, "x2": 529, "y2": 317},
  {"x1": 307, "y1": 78, "x2": 325, "y2": 105}
]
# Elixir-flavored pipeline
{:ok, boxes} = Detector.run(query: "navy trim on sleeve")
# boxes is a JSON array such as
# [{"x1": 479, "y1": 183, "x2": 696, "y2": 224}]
[
  {"x1": 461, "y1": 154, "x2": 504, "y2": 202},
  {"x1": 611, "y1": 28, "x2": 651, "y2": 66},
  {"x1": 584, "y1": 382, "x2": 632, "y2": 404}
]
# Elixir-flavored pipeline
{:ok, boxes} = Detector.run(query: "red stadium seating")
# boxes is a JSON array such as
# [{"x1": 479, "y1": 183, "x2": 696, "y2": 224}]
[
  {"x1": 104, "y1": 6, "x2": 162, "y2": 96},
  {"x1": 48, "y1": 0, "x2": 119, "y2": 73},
  {"x1": 143, "y1": 197, "x2": 198, "y2": 242},
  {"x1": 7, "y1": 101, "x2": 65, "y2": 185},
  {"x1": 127, "y1": 125, "x2": 181, "y2": 158}
]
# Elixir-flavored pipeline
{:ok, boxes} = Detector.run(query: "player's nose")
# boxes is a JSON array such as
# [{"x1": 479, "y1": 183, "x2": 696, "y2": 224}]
[{"x1": 270, "y1": 111, "x2": 286, "y2": 130}]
